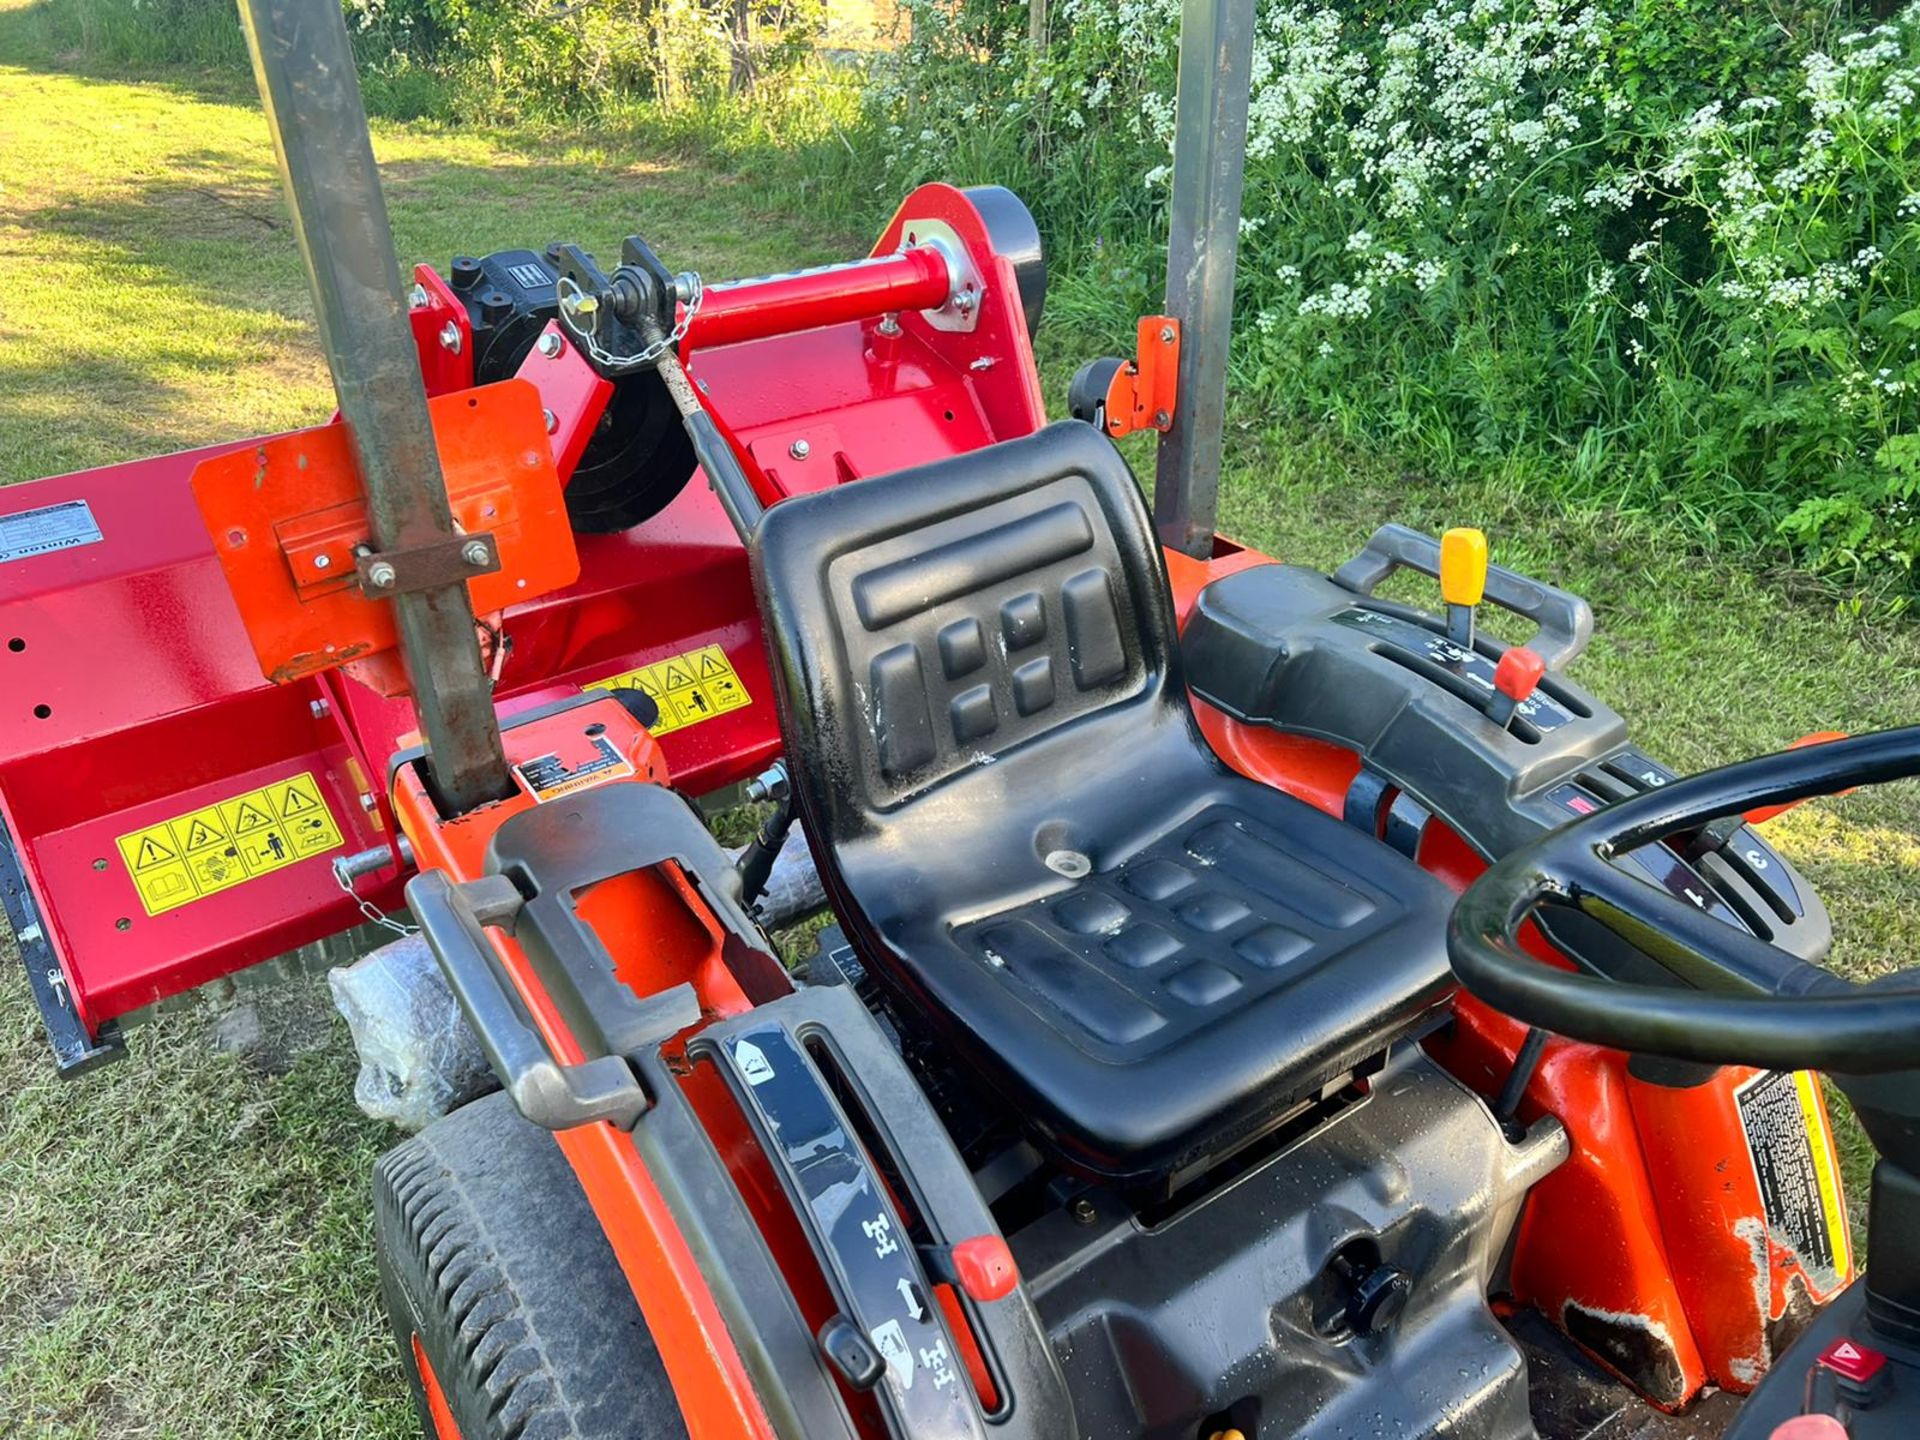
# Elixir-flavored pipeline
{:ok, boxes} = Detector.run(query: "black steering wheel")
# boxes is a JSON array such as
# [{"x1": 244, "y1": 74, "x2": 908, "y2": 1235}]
[{"x1": 1449, "y1": 727, "x2": 1920, "y2": 1072}]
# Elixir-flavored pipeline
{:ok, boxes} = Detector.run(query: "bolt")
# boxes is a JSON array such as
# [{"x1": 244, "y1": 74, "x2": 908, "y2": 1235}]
[
  {"x1": 744, "y1": 762, "x2": 790, "y2": 805},
  {"x1": 877, "y1": 313, "x2": 902, "y2": 337},
  {"x1": 1154, "y1": 409, "x2": 1172, "y2": 428},
  {"x1": 1070, "y1": 1197, "x2": 1098, "y2": 1225},
  {"x1": 312, "y1": 553, "x2": 331, "y2": 570},
  {"x1": 953, "y1": 287, "x2": 977, "y2": 315},
  {"x1": 365, "y1": 559, "x2": 397, "y2": 590},
  {"x1": 789, "y1": 439, "x2": 811, "y2": 461},
  {"x1": 409, "y1": 283, "x2": 429, "y2": 309},
  {"x1": 309, "y1": 698, "x2": 331, "y2": 720},
  {"x1": 673, "y1": 272, "x2": 699, "y2": 304},
  {"x1": 537, "y1": 331, "x2": 563, "y2": 358},
  {"x1": 359, "y1": 792, "x2": 377, "y2": 813},
  {"x1": 542, "y1": 408, "x2": 558, "y2": 435},
  {"x1": 1160, "y1": 325, "x2": 1175, "y2": 344},
  {"x1": 438, "y1": 321, "x2": 462, "y2": 354},
  {"x1": 115, "y1": 917, "x2": 132, "y2": 932},
  {"x1": 92, "y1": 858, "x2": 107, "y2": 872},
  {"x1": 462, "y1": 540, "x2": 491, "y2": 567}
]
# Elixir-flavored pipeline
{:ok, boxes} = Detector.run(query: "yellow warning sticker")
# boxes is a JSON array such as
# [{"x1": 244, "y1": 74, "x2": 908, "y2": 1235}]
[
  {"x1": 586, "y1": 643, "x2": 751, "y2": 737},
  {"x1": 115, "y1": 770, "x2": 346, "y2": 917}
]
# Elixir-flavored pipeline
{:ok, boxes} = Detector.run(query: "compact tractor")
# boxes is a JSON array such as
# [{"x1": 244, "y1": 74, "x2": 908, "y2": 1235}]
[{"x1": 3, "y1": 0, "x2": 1918, "y2": 1437}]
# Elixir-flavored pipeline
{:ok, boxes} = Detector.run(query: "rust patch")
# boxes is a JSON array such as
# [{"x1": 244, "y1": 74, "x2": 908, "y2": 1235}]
[{"x1": 269, "y1": 640, "x2": 371, "y2": 684}]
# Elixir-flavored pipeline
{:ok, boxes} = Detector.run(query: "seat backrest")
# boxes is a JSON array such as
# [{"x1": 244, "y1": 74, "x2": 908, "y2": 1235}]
[{"x1": 749, "y1": 423, "x2": 1183, "y2": 850}]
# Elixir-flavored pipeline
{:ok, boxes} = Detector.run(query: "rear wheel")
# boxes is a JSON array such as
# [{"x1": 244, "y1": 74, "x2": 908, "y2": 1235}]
[{"x1": 373, "y1": 1093, "x2": 688, "y2": 1440}]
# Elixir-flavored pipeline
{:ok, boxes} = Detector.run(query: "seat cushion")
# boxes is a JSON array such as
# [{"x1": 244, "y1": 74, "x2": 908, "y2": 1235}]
[
  {"x1": 749, "y1": 422, "x2": 1455, "y2": 1182},
  {"x1": 876, "y1": 782, "x2": 1455, "y2": 1180}
]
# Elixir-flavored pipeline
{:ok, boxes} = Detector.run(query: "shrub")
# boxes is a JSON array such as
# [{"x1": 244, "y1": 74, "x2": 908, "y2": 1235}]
[{"x1": 859, "y1": 0, "x2": 1920, "y2": 581}]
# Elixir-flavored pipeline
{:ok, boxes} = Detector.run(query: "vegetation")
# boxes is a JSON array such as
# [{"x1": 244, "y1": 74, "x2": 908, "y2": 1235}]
[
  {"x1": 21, "y1": 0, "x2": 1920, "y2": 581},
  {"x1": 0, "y1": 1, "x2": 1918, "y2": 1434}
]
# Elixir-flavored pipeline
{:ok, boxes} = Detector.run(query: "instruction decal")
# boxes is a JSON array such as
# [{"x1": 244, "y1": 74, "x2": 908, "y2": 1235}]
[
  {"x1": 1735, "y1": 1069, "x2": 1852, "y2": 1284},
  {"x1": 585, "y1": 643, "x2": 751, "y2": 736},
  {"x1": 115, "y1": 771, "x2": 346, "y2": 917},
  {"x1": 0, "y1": 499, "x2": 103, "y2": 565},
  {"x1": 512, "y1": 735, "x2": 635, "y2": 803}
]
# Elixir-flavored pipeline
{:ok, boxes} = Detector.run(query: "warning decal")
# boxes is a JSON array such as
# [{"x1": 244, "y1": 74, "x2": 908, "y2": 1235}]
[
  {"x1": 1735, "y1": 1069, "x2": 1853, "y2": 1285},
  {"x1": 586, "y1": 643, "x2": 751, "y2": 737},
  {"x1": 115, "y1": 771, "x2": 346, "y2": 917},
  {"x1": 512, "y1": 736, "x2": 636, "y2": 803}
]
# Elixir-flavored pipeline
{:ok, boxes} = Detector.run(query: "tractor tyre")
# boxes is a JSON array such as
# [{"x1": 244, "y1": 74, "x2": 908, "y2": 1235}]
[{"x1": 372, "y1": 1092, "x2": 688, "y2": 1440}]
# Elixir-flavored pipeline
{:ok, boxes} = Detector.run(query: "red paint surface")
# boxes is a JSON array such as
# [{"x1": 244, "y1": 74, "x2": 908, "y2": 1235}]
[{"x1": 0, "y1": 182, "x2": 1047, "y2": 1036}]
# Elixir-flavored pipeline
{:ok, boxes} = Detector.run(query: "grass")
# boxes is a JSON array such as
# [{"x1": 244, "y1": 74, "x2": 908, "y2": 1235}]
[{"x1": 1, "y1": 6, "x2": 1918, "y2": 1435}]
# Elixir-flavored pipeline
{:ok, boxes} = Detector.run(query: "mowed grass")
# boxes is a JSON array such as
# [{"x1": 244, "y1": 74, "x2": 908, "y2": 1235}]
[{"x1": 2, "y1": 9, "x2": 1919, "y2": 1438}]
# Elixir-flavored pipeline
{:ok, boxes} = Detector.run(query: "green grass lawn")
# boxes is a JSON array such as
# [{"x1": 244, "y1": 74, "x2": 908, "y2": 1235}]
[{"x1": 2, "y1": 6, "x2": 1918, "y2": 1437}]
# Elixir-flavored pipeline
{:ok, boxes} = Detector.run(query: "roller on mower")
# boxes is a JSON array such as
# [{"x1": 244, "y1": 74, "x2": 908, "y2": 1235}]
[{"x1": 3, "y1": 0, "x2": 1918, "y2": 1436}]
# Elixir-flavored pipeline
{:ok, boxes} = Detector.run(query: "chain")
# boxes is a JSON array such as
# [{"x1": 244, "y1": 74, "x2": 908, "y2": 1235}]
[
  {"x1": 554, "y1": 270, "x2": 703, "y2": 376},
  {"x1": 336, "y1": 856, "x2": 417, "y2": 937}
]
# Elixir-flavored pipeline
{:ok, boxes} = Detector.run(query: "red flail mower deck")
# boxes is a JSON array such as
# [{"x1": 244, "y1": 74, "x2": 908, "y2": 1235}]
[{"x1": 0, "y1": 183, "x2": 1041, "y2": 1066}]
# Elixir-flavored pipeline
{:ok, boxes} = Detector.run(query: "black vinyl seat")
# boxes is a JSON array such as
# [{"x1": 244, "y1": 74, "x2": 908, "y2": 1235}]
[{"x1": 749, "y1": 422, "x2": 1455, "y2": 1182}]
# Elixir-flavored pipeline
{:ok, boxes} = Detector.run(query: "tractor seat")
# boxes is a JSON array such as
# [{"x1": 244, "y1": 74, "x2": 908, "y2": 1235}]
[{"x1": 749, "y1": 422, "x2": 1455, "y2": 1183}]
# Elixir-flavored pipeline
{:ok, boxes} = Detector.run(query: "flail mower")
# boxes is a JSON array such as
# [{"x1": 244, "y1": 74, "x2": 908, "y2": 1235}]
[{"x1": 3, "y1": 0, "x2": 1919, "y2": 1436}]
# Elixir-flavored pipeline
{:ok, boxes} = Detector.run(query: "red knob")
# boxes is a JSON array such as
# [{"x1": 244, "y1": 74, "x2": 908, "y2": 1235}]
[
  {"x1": 950, "y1": 1235, "x2": 1018, "y2": 1303},
  {"x1": 1494, "y1": 647, "x2": 1545, "y2": 703}
]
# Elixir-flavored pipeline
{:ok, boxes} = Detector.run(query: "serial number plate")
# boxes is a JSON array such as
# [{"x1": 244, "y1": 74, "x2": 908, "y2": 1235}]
[{"x1": 0, "y1": 499, "x2": 103, "y2": 565}]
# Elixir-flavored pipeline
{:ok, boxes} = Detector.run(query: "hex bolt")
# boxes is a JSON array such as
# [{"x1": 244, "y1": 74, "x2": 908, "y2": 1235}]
[
  {"x1": 1160, "y1": 325, "x2": 1176, "y2": 344},
  {"x1": 877, "y1": 313, "x2": 902, "y2": 337},
  {"x1": 312, "y1": 553, "x2": 331, "y2": 570},
  {"x1": 408, "y1": 283, "x2": 429, "y2": 309},
  {"x1": 461, "y1": 540, "x2": 491, "y2": 567},
  {"x1": 954, "y1": 287, "x2": 977, "y2": 315},
  {"x1": 438, "y1": 320, "x2": 462, "y2": 354},
  {"x1": 542, "y1": 408, "x2": 558, "y2": 435},
  {"x1": 537, "y1": 332, "x2": 563, "y2": 358},
  {"x1": 789, "y1": 439, "x2": 811, "y2": 461},
  {"x1": 310, "y1": 698, "x2": 331, "y2": 720},
  {"x1": 744, "y1": 761, "x2": 790, "y2": 805},
  {"x1": 365, "y1": 559, "x2": 397, "y2": 589},
  {"x1": 1154, "y1": 409, "x2": 1172, "y2": 428},
  {"x1": 1070, "y1": 1196, "x2": 1098, "y2": 1225}
]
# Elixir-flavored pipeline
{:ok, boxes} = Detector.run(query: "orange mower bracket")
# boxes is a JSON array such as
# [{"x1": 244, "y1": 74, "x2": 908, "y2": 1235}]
[
  {"x1": 1087, "y1": 316, "x2": 1181, "y2": 439},
  {"x1": 190, "y1": 378, "x2": 580, "y2": 690}
]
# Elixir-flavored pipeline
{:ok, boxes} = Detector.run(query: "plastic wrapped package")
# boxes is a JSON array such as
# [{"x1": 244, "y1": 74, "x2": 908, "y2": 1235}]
[
  {"x1": 330, "y1": 833, "x2": 826, "y2": 1128},
  {"x1": 328, "y1": 932, "x2": 496, "y2": 1132}
]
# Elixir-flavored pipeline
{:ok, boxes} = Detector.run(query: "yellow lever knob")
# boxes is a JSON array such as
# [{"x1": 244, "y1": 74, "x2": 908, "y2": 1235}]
[{"x1": 1439, "y1": 528, "x2": 1489, "y2": 608}]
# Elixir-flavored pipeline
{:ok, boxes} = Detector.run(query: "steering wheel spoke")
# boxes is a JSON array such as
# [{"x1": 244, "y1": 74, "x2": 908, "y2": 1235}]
[
  {"x1": 1450, "y1": 727, "x2": 1920, "y2": 1073},
  {"x1": 1557, "y1": 844, "x2": 1815, "y2": 996}
]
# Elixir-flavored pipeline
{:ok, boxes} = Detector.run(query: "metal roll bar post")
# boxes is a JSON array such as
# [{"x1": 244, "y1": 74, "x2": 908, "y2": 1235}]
[
  {"x1": 236, "y1": 0, "x2": 514, "y2": 813},
  {"x1": 1153, "y1": 0, "x2": 1257, "y2": 559}
]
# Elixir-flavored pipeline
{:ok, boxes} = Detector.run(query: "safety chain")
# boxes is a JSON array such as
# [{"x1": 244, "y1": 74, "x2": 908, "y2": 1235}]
[
  {"x1": 554, "y1": 270, "x2": 703, "y2": 376},
  {"x1": 336, "y1": 858, "x2": 417, "y2": 937}
]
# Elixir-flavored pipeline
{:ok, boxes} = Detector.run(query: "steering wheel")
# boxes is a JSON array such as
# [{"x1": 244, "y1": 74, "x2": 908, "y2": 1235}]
[{"x1": 1448, "y1": 727, "x2": 1920, "y2": 1072}]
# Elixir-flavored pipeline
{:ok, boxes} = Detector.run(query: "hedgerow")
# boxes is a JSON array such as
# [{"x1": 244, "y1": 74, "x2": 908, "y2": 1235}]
[
  {"x1": 25, "y1": 0, "x2": 1920, "y2": 581},
  {"x1": 861, "y1": 0, "x2": 1920, "y2": 581}
]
